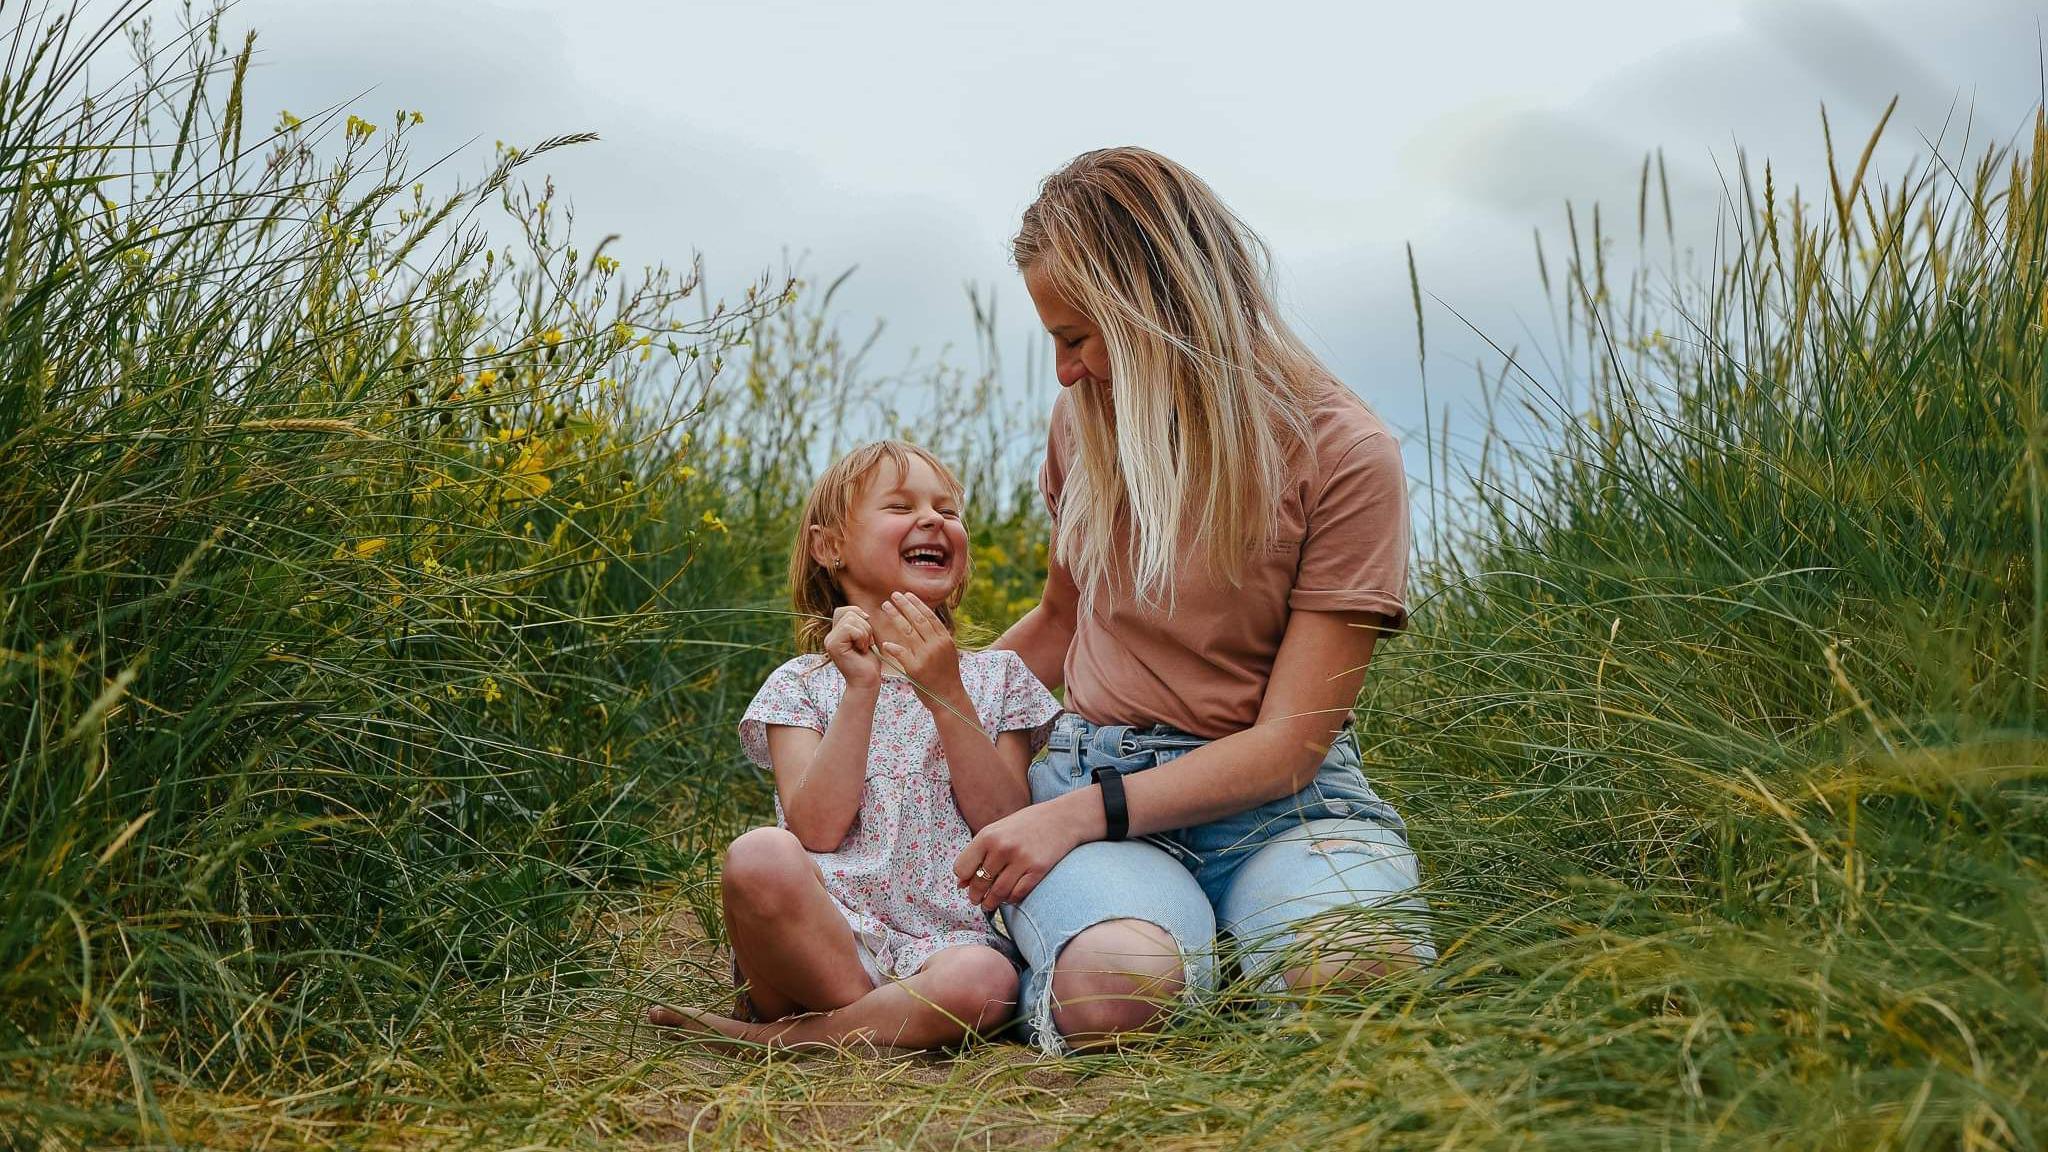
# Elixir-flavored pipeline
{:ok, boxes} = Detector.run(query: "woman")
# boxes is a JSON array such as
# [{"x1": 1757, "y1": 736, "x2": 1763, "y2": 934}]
[{"x1": 954, "y1": 146, "x2": 1433, "y2": 1055}]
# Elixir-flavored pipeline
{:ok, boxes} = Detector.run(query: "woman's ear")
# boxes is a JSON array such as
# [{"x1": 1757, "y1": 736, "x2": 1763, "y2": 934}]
[{"x1": 807, "y1": 523, "x2": 841, "y2": 573}]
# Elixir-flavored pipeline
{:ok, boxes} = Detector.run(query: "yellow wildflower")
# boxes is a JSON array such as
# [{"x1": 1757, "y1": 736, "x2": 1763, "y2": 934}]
[
  {"x1": 503, "y1": 444, "x2": 552, "y2": 500},
  {"x1": 700, "y1": 509, "x2": 727, "y2": 533},
  {"x1": 481, "y1": 676, "x2": 502, "y2": 703},
  {"x1": 354, "y1": 537, "x2": 388, "y2": 560},
  {"x1": 541, "y1": 328, "x2": 564, "y2": 346}
]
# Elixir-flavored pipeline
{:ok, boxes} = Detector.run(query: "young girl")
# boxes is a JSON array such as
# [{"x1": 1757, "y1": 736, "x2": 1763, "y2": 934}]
[{"x1": 646, "y1": 440, "x2": 1060, "y2": 1052}]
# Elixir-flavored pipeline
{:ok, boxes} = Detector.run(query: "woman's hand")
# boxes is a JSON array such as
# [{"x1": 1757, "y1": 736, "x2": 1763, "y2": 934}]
[
  {"x1": 822, "y1": 605, "x2": 882, "y2": 689},
  {"x1": 953, "y1": 794, "x2": 1092, "y2": 911},
  {"x1": 879, "y1": 591, "x2": 963, "y2": 704}
]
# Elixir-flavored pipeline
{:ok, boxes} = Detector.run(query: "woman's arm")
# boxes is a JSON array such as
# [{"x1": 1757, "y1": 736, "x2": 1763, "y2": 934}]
[
  {"x1": 769, "y1": 680, "x2": 879, "y2": 852},
  {"x1": 1100, "y1": 608, "x2": 1380, "y2": 833},
  {"x1": 954, "y1": 608, "x2": 1384, "y2": 909},
  {"x1": 992, "y1": 555, "x2": 1078, "y2": 693}
]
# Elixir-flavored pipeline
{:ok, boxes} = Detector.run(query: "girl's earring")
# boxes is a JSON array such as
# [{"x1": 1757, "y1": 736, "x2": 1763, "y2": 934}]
[{"x1": 832, "y1": 559, "x2": 845, "y2": 570}]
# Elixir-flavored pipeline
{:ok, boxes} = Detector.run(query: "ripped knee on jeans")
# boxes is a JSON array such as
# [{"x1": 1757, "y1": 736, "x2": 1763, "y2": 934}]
[
  {"x1": 1306, "y1": 836, "x2": 1398, "y2": 860},
  {"x1": 1266, "y1": 919, "x2": 1428, "y2": 994},
  {"x1": 1034, "y1": 918, "x2": 1190, "y2": 1054}
]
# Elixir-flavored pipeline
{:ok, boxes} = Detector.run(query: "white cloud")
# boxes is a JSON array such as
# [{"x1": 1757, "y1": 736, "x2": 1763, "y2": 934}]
[{"x1": 230, "y1": 0, "x2": 2032, "y2": 467}]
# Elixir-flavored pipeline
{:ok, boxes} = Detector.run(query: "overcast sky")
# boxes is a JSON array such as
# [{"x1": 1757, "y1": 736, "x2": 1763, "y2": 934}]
[{"x1": 230, "y1": 0, "x2": 2038, "y2": 489}]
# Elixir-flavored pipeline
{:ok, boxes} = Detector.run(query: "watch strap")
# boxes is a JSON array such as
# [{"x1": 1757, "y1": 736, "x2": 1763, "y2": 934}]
[{"x1": 1091, "y1": 765, "x2": 1129, "y2": 842}]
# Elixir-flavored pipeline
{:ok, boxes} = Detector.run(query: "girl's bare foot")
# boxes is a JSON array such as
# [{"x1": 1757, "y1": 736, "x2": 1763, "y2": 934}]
[
  {"x1": 645, "y1": 1003, "x2": 918, "y2": 1058},
  {"x1": 646, "y1": 1004, "x2": 766, "y2": 1052}
]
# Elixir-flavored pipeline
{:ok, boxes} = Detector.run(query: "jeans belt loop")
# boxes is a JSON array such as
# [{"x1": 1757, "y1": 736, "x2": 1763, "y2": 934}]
[{"x1": 1093, "y1": 724, "x2": 1122, "y2": 757}]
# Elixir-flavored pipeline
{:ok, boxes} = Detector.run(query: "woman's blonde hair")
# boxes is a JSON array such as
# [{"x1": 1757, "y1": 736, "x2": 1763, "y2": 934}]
[
  {"x1": 1013, "y1": 146, "x2": 1328, "y2": 609},
  {"x1": 788, "y1": 440, "x2": 971, "y2": 652}
]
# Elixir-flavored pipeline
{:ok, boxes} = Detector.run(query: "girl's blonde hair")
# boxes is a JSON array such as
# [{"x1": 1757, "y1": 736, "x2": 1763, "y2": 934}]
[
  {"x1": 789, "y1": 440, "x2": 971, "y2": 652},
  {"x1": 1013, "y1": 146, "x2": 1328, "y2": 609}
]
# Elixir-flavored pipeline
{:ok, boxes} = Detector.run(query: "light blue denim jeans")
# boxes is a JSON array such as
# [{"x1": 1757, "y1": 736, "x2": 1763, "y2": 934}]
[{"x1": 1001, "y1": 712, "x2": 1433, "y2": 1055}]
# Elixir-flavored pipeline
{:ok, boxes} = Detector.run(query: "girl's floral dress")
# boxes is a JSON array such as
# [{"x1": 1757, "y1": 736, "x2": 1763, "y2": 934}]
[{"x1": 739, "y1": 649, "x2": 1062, "y2": 981}]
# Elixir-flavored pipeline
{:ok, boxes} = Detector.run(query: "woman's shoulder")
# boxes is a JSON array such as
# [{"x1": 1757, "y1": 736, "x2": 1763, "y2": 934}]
[
  {"x1": 1041, "y1": 390, "x2": 1078, "y2": 492},
  {"x1": 1302, "y1": 376, "x2": 1398, "y2": 456},
  {"x1": 1285, "y1": 378, "x2": 1394, "y2": 485}
]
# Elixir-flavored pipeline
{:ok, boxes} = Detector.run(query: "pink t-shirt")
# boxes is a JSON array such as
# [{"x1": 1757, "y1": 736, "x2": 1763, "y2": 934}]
[
  {"x1": 1041, "y1": 382, "x2": 1410, "y2": 738},
  {"x1": 739, "y1": 648, "x2": 1061, "y2": 980}
]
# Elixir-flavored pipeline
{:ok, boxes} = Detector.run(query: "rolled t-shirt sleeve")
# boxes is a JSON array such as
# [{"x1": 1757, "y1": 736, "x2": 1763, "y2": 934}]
[{"x1": 1288, "y1": 430, "x2": 1411, "y2": 629}]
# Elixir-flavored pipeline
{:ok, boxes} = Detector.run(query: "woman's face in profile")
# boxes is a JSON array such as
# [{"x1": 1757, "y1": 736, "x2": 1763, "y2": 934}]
[{"x1": 1024, "y1": 263, "x2": 1112, "y2": 390}]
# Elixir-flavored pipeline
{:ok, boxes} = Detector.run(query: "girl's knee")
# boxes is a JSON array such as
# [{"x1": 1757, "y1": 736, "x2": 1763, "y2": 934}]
[
  {"x1": 957, "y1": 948, "x2": 1022, "y2": 1026},
  {"x1": 956, "y1": 944, "x2": 1021, "y2": 991},
  {"x1": 1048, "y1": 919, "x2": 1185, "y2": 1045},
  {"x1": 922, "y1": 946, "x2": 1020, "y2": 1033},
  {"x1": 722, "y1": 827, "x2": 812, "y2": 912}
]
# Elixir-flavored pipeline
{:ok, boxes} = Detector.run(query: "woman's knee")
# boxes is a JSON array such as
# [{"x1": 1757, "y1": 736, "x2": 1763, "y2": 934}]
[
  {"x1": 721, "y1": 827, "x2": 814, "y2": 915},
  {"x1": 1048, "y1": 919, "x2": 1185, "y2": 1046},
  {"x1": 1279, "y1": 925, "x2": 1426, "y2": 991}
]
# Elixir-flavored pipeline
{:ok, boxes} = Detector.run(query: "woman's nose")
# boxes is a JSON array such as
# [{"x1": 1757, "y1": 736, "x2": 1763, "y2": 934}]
[{"x1": 1055, "y1": 355, "x2": 1088, "y2": 388}]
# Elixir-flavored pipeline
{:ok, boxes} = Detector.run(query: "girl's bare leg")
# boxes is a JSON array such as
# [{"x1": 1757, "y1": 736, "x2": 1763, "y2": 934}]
[
  {"x1": 708, "y1": 827, "x2": 874, "y2": 1019},
  {"x1": 648, "y1": 944, "x2": 1018, "y2": 1053}
]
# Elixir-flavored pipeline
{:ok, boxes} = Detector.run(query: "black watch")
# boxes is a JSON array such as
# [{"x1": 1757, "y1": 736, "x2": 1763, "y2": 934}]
[{"x1": 1091, "y1": 765, "x2": 1129, "y2": 842}]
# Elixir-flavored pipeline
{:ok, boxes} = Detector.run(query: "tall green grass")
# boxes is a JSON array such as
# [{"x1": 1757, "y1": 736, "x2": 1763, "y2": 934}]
[
  {"x1": 3, "y1": 3, "x2": 2042, "y2": 1149},
  {"x1": 0, "y1": 0, "x2": 746, "y2": 1091},
  {"x1": 1079, "y1": 107, "x2": 2047, "y2": 1149},
  {"x1": 0, "y1": 6, "x2": 1043, "y2": 1143}
]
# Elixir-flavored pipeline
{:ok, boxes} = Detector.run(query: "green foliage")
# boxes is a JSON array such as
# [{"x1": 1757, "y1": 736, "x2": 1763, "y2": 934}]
[
  {"x1": 1103, "y1": 108, "x2": 2048, "y2": 1149},
  {"x1": 0, "y1": 7, "x2": 1050, "y2": 1138},
  {"x1": 0, "y1": 0, "x2": 763, "y2": 1071}
]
